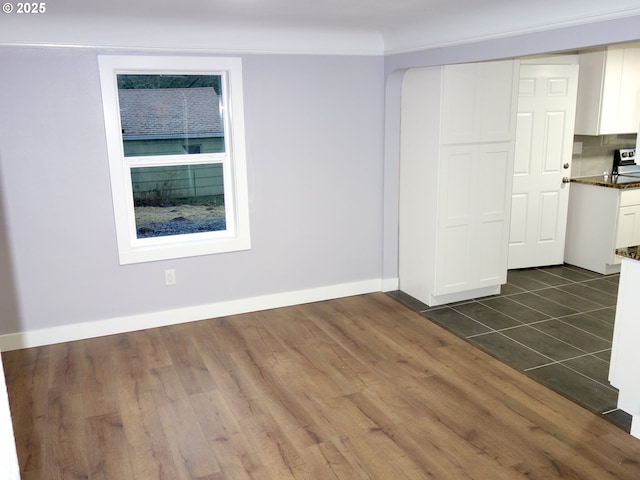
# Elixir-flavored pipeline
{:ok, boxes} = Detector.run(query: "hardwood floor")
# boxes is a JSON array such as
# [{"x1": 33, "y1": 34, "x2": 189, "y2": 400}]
[{"x1": 4, "y1": 292, "x2": 640, "y2": 479}]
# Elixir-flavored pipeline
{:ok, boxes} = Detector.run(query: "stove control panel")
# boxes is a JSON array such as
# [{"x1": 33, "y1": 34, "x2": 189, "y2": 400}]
[
  {"x1": 619, "y1": 148, "x2": 636, "y2": 163},
  {"x1": 612, "y1": 148, "x2": 637, "y2": 175}
]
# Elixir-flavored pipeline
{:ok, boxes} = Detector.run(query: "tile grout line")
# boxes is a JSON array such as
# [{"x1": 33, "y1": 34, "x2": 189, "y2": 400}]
[
  {"x1": 394, "y1": 264, "x2": 628, "y2": 430},
  {"x1": 469, "y1": 273, "x2": 616, "y2": 384},
  {"x1": 524, "y1": 353, "x2": 619, "y2": 393},
  {"x1": 497, "y1": 268, "x2": 622, "y2": 411}
]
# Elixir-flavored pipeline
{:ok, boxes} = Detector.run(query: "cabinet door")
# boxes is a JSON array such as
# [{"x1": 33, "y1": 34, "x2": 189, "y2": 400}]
[
  {"x1": 435, "y1": 146, "x2": 475, "y2": 294},
  {"x1": 600, "y1": 47, "x2": 640, "y2": 135},
  {"x1": 574, "y1": 49, "x2": 607, "y2": 135},
  {"x1": 575, "y1": 45, "x2": 640, "y2": 135},
  {"x1": 599, "y1": 47, "x2": 626, "y2": 135},
  {"x1": 475, "y1": 143, "x2": 514, "y2": 288},
  {"x1": 478, "y1": 61, "x2": 519, "y2": 143},
  {"x1": 441, "y1": 60, "x2": 518, "y2": 144},
  {"x1": 435, "y1": 143, "x2": 513, "y2": 295},
  {"x1": 618, "y1": 47, "x2": 640, "y2": 134},
  {"x1": 616, "y1": 204, "x2": 640, "y2": 249},
  {"x1": 441, "y1": 63, "x2": 477, "y2": 144}
]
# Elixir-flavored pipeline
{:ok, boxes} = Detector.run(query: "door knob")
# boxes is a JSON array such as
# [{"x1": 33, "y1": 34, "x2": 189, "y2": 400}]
[
  {"x1": 563, "y1": 163, "x2": 570, "y2": 169},
  {"x1": 562, "y1": 177, "x2": 570, "y2": 183}
]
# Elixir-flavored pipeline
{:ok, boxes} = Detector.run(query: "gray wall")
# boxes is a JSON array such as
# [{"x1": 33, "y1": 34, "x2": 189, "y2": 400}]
[
  {"x1": 3, "y1": 13, "x2": 640, "y2": 339},
  {"x1": 0, "y1": 157, "x2": 21, "y2": 335},
  {"x1": 0, "y1": 48, "x2": 384, "y2": 335}
]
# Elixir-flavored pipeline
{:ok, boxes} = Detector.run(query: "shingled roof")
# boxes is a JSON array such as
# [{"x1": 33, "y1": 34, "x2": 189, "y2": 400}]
[{"x1": 118, "y1": 87, "x2": 224, "y2": 139}]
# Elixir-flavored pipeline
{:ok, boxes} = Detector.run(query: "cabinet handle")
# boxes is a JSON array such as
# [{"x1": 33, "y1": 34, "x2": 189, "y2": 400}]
[
  {"x1": 562, "y1": 177, "x2": 571, "y2": 183},
  {"x1": 564, "y1": 163, "x2": 570, "y2": 169}
]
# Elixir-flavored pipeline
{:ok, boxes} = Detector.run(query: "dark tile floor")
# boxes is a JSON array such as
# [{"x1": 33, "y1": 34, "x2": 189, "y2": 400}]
[{"x1": 388, "y1": 264, "x2": 632, "y2": 432}]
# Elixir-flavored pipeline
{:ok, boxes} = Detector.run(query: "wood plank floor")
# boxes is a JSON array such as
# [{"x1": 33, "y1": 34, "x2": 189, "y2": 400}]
[{"x1": 4, "y1": 292, "x2": 640, "y2": 479}]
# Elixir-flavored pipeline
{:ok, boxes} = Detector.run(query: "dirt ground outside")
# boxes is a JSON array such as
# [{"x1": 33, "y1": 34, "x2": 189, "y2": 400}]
[
  {"x1": 134, "y1": 204, "x2": 227, "y2": 237},
  {"x1": 135, "y1": 204, "x2": 226, "y2": 227}
]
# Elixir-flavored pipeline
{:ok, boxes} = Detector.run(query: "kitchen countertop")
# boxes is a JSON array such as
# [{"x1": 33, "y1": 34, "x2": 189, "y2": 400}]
[
  {"x1": 616, "y1": 246, "x2": 640, "y2": 260},
  {"x1": 571, "y1": 175, "x2": 640, "y2": 189}
]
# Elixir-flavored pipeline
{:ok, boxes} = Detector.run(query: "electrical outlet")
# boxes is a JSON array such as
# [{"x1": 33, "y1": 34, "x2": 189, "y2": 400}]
[
  {"x1": 164, "y1": 269, "x2": 176, "y2": 286},
  {"x1": 573, "y1": 141, "x2": 583, "y2": 155}
]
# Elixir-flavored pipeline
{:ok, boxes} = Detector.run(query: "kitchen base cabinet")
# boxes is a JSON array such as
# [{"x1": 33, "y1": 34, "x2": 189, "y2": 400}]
[
  {"x1": 564, "y1": 183, "x2": 640, "y2": 275},
  {"x1": 564, "y1": 183, "x2": 621, "y2": 274},
  {"x1": 399, "y1": 61, "x2": 518, "y2": 306},
  {"x1": 616, "y1": 192, "x2": 640, "y2": 248}
]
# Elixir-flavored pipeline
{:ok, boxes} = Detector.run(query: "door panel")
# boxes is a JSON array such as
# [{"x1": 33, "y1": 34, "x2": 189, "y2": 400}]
[
  {"x1": 543, "y1": 112, "x2": 566, "y2": 172},
  {"x1": 508, "y1": 64, "x2": 579, "y2": 269},
  {"x1": 510, "y1": 194, "x2": 528, "y2": 244},
  {"x1": 480, "y1": 148, "x2": 509, "y2": 215},
  {"x1": 478, "y1": 220, "x2": 505, "y2": 283},
  {"x1": 441, "y1": 64, "x2": 477, "y2": 144},
  {"x1": 443, "y1": 224, "x2": 469, "y2": 289},
  {"x1": 438, "y1": 143, "x2": 513, "y2": 295},
  {"x1": 445, "y1": 150, "x2": 472, "y2": 221},
  {"x1": 539, "y1": 191, "x2": 560, "y2": 241},
  {"x1": 438, "y1": 147, "x2": 475, "y2": 294},
  {"x1": 514, "y1": 112, "x2": 533, "y2": 175},
  {"x1": 480, "y1": 61, "x2": 520, "y2": 142},
  {"x1": 441, "y1": 61, "x2": 518, "y2": 144}
]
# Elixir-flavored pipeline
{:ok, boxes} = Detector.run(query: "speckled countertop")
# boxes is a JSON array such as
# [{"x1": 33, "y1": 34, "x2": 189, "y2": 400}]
[
  {"x1": 571, "y1": 175, "x2": 640, "y2": 189},
  {"x1": 616, "y1": 246, "x2": 640, "y2": 260}
]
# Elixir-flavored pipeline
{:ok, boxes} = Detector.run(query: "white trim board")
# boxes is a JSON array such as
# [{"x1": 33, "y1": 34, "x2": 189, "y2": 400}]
[
  {"x1": 0, "y1": 354, "x2": 19, "y2": 480},
  {"x1": 381, "y1": 277, "x2": 400, "y2": 292},
  {"x1": 0, "y1": 279, "x2": 383, "y2": 352}
]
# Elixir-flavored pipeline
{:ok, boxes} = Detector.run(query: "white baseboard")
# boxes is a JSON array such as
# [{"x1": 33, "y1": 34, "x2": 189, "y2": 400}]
[
  {"x1": 0, "y1": 279, "x2": 383, "y2": 352},
  {"x1": 381, "y1": 277, "x2": 399, "y2": 292}
]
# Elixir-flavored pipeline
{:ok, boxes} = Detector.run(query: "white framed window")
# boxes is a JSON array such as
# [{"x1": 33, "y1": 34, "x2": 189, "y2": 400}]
[{"x1": 98, "y1": 55, "x2": 250, "y2": 264}]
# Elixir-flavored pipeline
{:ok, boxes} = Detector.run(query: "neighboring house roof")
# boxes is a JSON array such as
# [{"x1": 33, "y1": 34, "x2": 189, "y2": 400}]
[{"x1": 118, "y1": 87, "x2": 223, "y2": 140}]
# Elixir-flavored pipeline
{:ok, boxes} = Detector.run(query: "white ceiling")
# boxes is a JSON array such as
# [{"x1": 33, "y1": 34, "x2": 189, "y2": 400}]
[{"x1": 9, "y1": 0, "x2": 640, "y2": 53}]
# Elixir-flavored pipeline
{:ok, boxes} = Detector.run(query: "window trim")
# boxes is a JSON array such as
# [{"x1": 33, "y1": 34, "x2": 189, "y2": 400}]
[{"x1": 98, "y1": 55, "x2": 251, "y2": 264}]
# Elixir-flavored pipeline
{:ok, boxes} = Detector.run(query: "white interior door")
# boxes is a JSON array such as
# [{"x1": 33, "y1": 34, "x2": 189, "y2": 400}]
[{"x1": 508, "y1": 64, "x2": 579, "y2": 269}]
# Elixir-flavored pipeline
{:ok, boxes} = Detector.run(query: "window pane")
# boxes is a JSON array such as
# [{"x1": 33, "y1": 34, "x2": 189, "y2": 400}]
[
  {"x1": 132, "y1": 164, "x2": 226, "y2": 238},
  {"x1": 117, "y1": 74, "x2": 225, "y2": 157}
]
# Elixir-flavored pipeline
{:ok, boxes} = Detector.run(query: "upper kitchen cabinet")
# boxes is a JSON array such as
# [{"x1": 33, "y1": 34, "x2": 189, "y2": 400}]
[
  {"x1": 574, "y1": 44, "x2": 640, "y2": 135},
  {"x1": 441, "y1": 61, "x2": 519, "y2": 144}
]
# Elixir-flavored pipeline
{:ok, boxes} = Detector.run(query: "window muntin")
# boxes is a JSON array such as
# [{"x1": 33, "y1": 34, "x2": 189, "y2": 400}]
[{"x1": 98, "y1": 56, "x2": 250, "y2": 264}]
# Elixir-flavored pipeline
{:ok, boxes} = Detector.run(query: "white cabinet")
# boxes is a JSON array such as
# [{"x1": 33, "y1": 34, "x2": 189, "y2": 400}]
[
  {"x1": 609, "y1": 257, "x2": 640, "y2": 439},
  {"x1": 574, "y1": 44, "x2": 640, "y2": 135},
  {"x1": 0, "y1": 352, "x2": 20, "y2": 480},
  {"x1": 435, "y1": 143, "x2": 515, "y2": 296},
  {"x1": 399, "y1": 60, "x2": 519, "y2": 306},
  {"x1": 617, "y1": 190, "x2": 640, "y2": 248},
  {"x1": 441, "y1": 61, "x2": 519, "y2": 144},
  {"x1": 564, "y1": 183, "x2": 640, "y2": 274}
]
